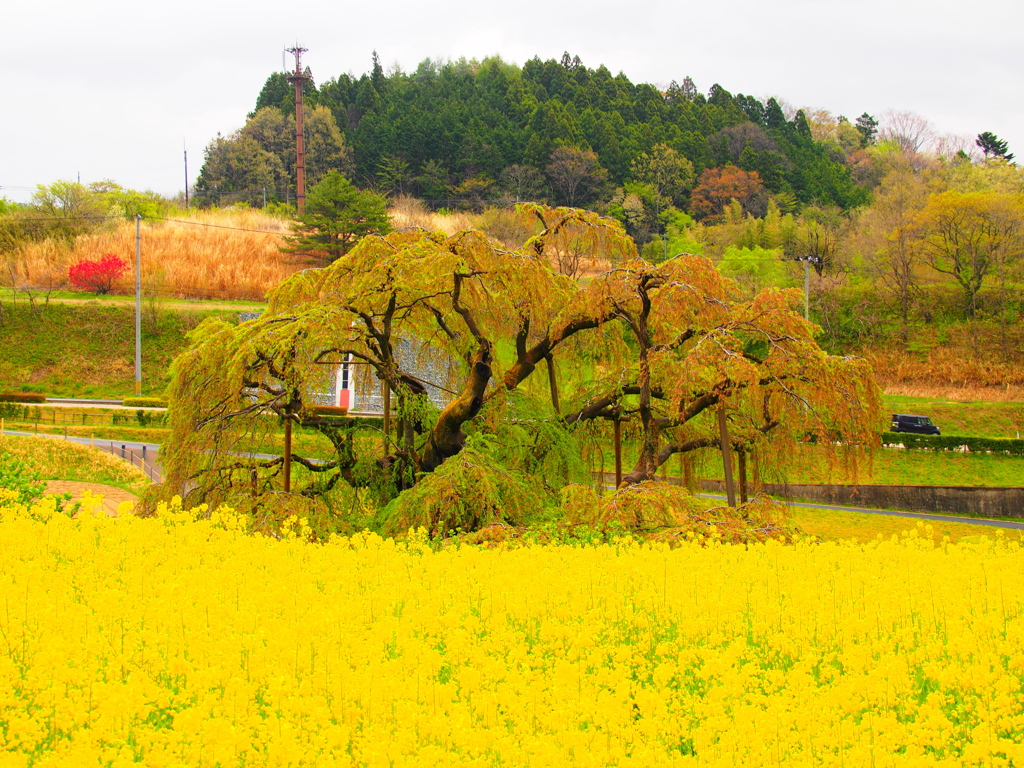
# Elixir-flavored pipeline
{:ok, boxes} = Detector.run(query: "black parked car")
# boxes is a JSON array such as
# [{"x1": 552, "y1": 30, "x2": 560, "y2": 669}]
[{"x1": 890, "y1": 414, "x2": 940, "y2": 435}]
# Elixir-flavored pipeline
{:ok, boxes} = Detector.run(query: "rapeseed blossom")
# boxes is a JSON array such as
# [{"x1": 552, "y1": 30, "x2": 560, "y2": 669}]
[{"x1": 1, "y1": 492, "x2": 1023, "y2": 766}]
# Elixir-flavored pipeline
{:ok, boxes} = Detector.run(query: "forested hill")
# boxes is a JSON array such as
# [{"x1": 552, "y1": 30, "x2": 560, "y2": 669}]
[{"x1": 196, "y1": 53, "x2": 872, "y2": 214}]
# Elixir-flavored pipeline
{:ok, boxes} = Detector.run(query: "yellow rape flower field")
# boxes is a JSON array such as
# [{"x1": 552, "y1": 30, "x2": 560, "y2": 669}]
[{"x1": 3, "y1": 493, "x2": 1024, "y2": 767}]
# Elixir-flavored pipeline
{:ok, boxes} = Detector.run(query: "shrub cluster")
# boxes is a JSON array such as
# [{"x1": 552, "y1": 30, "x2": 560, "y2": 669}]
[
  {"x1": 111, "y1": 410, "x2": 168, "y2": 428},
  {"x1": 0, "y1": 393, "x2": 47, "y2": 403},
  {"x1": 311, "y1": 405, "x2": 349, "y2": 416},
  {"x1": 884, "y1": 431, "x2": 1024, "y2": 456},
  {"x1": 68, "y1": 253, "x2": 128, "y2": 295},
  {"x1": 121, "y1": 397, "x2": 168, "y2": 408}
]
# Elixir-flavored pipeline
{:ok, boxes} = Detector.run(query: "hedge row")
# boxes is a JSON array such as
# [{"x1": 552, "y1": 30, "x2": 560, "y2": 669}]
[
  {"x1": 0, "y1": 393, "x2": 46, "y2": 404},
  {"x1": 121, "y1": 397, "x2": 168, "y2": 408},
  {"x1": 883, "y1": 432, "x2": 1024, "y2": 456},
  {"x1": 311, "y1": 405, "x2": 349, "y2": 416}
]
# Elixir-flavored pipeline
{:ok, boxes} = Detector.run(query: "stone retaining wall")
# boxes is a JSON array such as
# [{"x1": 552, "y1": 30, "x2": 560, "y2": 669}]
[
  {"x1": 592, "y1": 472, "x2": 1024, "y2": 518},
  {"x1": 699, "y1": 480, "x2": 1024, "y2": 518}
]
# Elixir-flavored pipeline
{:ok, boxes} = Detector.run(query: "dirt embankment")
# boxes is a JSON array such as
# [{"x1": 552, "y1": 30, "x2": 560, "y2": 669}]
[{"x1": 45, "y1": 481, "x2": 137, "y2": 516}]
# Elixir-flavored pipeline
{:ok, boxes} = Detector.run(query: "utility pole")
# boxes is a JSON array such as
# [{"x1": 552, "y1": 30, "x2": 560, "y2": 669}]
[
  {"x1": 183, "y1": 144, "x2": 189, "y2": 208},
  {"x1": 134, "y1": 214, "x2": 142, "y2": 396},
  {"x1": 286, "y1": 45, "x2": 312, "y2": 214},
  {"x1": 795, "y1": 255, "x2": 820, "y2": 320},
  {"x1": 803, "y1": 257, "x2": 810, "y2": 320}
]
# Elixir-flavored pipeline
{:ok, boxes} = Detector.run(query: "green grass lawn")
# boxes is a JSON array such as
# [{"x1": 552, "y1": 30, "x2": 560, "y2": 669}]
[
  {"x1": 789, "y1": 505, "x2": 1021, "y2": 543},
  {"x1": 695, "y1": 443, "x2": 1024, "y2": 488},
  {"x1": 0, "y1": 434, "x2": 150, "y2": 494},
  {"x1": 4, "y1": 427, "x2": 1019, "y2": 545},
  {"x1": 881, "y1": 394, "x2": 1024, "y2": 439},
  {"x1": 0, "y1": 301, "x2": 239, "y2": 398},
  {"x1": 0, "y1": 287, "x2": 267, "y2": 310}
]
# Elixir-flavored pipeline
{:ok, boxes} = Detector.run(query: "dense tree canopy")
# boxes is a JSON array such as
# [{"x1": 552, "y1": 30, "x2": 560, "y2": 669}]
[
  {"x1": 202, "y1": 53, "x2": 870, "y2": 214},
  {"x1": 163, "y1": 206, "x2": 880, "y2": 535}
]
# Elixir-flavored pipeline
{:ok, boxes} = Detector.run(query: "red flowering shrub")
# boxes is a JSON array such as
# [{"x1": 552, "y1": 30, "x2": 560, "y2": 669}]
[{"x1": 68, "y1": 253, "x2": 129, "y2": 295}]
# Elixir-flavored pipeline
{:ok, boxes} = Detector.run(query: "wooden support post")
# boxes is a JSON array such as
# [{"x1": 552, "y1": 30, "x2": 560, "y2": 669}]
[
  {"x1": 545, "y1": 354, "x2": 560, "y2": 415},
  {"x1": 382, "y1": 383, "x2": 391, "y2": 452},
  {"x1": 283, "y1": 418, "x2": 292, "y2": 493},
  {"x1": 737, "y1": 448, "x2": 748, "y2": 504},
  {"x1": 682, "y1": 452, "x2": 694, "y2": 493},
  {"x1": 717, "y1": 406, "x2": 736, "y2": 507},
  {"x1": 613, "y1": 418, "x2": 623, "y2": 489}
]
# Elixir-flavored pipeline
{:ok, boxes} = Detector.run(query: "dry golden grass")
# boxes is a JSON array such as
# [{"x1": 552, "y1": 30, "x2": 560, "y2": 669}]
[
  {"x1": 389, "y1": 195, "x2": 473, "y2": 234},
  {"x1": 878, "y1": 382, "x2": 1024, "y2": 402},
  {"x1": 15, "y1": 209, "x2": 299, "y2": 301},
  {"x1": 860, "y1": 323, "x2": 1024, "y2": 402},
  {"x1": 11, "y1": 202, "x2": 619, "y2": 302}
]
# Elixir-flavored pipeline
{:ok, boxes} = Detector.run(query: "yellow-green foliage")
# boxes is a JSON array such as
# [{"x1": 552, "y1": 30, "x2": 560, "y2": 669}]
[
  {"x1": 2, "y1": 491, "x2": 1024, "y2": 765},
  {"x1": 0, "y1": 434, "x2": 148, "y2": 493},
  {"x1": 562, "y1": 481, "x2": 799, "y2": 543},
  {"x1": 379, "y1": 443, "x2": 545, "y2": 536}
]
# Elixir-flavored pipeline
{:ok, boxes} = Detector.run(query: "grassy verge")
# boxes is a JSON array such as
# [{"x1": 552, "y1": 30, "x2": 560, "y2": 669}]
[
  {"x1": 0, "y1": 434, "x2": 149, "y2": 494},
  {"x1": 881, "y1": 395, "x2": 1024, "y2": 439},
  {"x1": 790, "y1": 506, "x2": 1021, "y2": 544},
  {"x1": 0, "y1": 302, "x2": 239, "y2": 398},
  {"x1": 0, "y1": 287, "x2": 267, "y2": 310},
  {"x1": 693, "y1": 443, "x2": 1024, "y2": 488}
]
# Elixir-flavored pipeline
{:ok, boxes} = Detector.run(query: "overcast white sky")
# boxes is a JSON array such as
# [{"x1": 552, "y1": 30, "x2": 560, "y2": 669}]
[{"x1": 2, "y1": 0, "x2": 1021, "y2": 203}]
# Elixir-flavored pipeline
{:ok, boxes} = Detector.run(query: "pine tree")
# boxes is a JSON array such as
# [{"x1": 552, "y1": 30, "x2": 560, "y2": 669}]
[
  {"x1": 976, "y1": 132, "x2": 1014, "y2": 161},
  {"x1": 283, "y1": 171, "x2": 391, "y2": 263}
]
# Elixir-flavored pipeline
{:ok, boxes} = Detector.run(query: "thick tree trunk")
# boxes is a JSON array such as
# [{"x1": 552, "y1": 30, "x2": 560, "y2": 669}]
[{"x1": 419, "y1": 345, "x2": 492, "y2": 472}]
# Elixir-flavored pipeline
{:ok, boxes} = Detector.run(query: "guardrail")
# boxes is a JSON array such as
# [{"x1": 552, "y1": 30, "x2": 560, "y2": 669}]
[{"x1": 91, "y1": 441, "x2": 162, "y2": 483}]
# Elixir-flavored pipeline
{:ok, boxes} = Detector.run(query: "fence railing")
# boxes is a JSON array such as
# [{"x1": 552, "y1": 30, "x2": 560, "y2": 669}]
[
  {"x1": 0, "y1": 404, "x2": 167, "y2": 429},
  {"x1": 92, "y1": 441, "x2": 162, "y2": 483}
]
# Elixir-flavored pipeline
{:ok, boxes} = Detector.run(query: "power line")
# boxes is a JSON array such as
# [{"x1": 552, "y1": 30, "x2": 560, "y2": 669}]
[
  {"x1": 151, "y1": 216, "x2": 288, "y2": 234},
  {"x1": 0, "y1": 212, "x2": 288, "y2": 235},
  {"x1": 1, "y1": 215, "x2": 121, "y2": 222}
]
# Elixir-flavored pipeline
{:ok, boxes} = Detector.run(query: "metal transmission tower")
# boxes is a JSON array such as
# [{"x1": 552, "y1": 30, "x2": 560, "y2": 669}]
[{"x1": 286, "y1": 45, "x2": 312, "y2": 214}]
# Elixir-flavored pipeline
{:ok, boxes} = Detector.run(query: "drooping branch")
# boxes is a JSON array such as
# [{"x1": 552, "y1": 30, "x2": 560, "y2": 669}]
[{"x1": 499, "y1": 311, "x2": 611, "y2": 397}]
